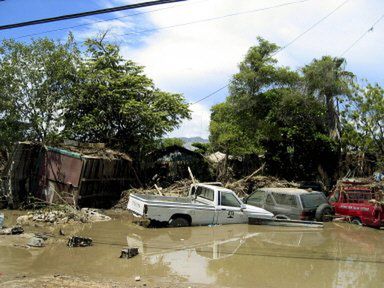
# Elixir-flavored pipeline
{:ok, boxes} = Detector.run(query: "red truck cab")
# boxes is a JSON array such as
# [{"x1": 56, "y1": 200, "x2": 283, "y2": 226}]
[{"x1": 329, "y1": 180, "x2": 384, "y2": 229}]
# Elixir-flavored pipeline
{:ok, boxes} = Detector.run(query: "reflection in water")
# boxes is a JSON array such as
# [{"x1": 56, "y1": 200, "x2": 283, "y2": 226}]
[
  {"x1": 1, "y1": 212, "x2": 384, "y2": 288},
  {"x1": 130, "y1": 224, "x2": 384, "y2": 288}
]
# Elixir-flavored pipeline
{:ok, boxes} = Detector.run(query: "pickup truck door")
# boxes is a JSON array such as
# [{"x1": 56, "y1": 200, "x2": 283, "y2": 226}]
[{"x1": 216, "y1": 191, "x2": 247, "y2": 224}]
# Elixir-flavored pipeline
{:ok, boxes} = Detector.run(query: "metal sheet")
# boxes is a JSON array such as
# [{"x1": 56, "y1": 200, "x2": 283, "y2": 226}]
[{"x1": 46, "y1": 151, "x2": 83, "y2": 187}]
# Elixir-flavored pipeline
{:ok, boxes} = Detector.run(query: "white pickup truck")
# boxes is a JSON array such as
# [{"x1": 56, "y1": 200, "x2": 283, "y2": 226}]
[{"x1": 127, "y1": 183, "x2": 273, "y2": 227}]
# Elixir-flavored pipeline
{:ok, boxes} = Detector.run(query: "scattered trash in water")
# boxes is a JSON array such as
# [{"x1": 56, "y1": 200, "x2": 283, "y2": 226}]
[
  {"x1": 34, "y1": 232, "x2": 50, "y2": 240},
  {"x1": 27, "y1": 237, "x2": 45, "y2": 247},
  {"x1": 0, "y1": 226, "x2": 24, "y2": 235},
  {"x1": 16, "y1": 207, "x2": 111, "y2": 226},
  {"x1": 120, "y1": 247, "x2": 139, "y2": 259},
  {"x1": 67, "y1": 236, "x2": 93, "y2": 247},
  {"x1": 0, "y1": 213, "x2": 4, "y2": 229}
]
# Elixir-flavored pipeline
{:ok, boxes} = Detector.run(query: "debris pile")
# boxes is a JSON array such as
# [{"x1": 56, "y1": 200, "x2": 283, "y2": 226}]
[
  {"x1": 67, "y1": 236, "x2": 93, "y2": 247},
  {"x1": 16, "y1": 207, "x2": 111, "y2": 226},
  {"x1": 226, "y1": 175, "x2": 299, "y2": 196},
  {"x1": 120, "y1": 247, "x2": 139, "y2": 259},
  {"x1": 114, "y1": 179, "x2": 193, "y2": 209},
  {"x1": 27, "y1": 236, "x2": 45, "y2": 247},
  {"x1": 0, "y1": 226, "x2": 24, "y2": 235}
]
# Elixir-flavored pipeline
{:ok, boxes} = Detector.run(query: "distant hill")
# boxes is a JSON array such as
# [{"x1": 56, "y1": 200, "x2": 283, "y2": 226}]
[{"x1": 179, "y1": 137, "x2": 209, "y2": 150}]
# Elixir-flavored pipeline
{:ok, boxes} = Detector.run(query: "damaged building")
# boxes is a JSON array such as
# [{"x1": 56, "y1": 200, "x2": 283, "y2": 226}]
[
  {"x1": 1, "y1": 142, "x2": 134, "y2": 209},
  {"x1": 142, "y1": 145, "x2": 212, "y2": 185}
]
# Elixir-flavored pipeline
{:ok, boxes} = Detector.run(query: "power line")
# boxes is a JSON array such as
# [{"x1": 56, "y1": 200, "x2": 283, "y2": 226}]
[
  {"x1": 0, "y1": 0, "x2": 186, "y2": 31},
  {"x1": 94, "y1": 0, "x2": 317, "y2": 106},
  {"x1": 190, "y1": 0, "x2": 350, "y2": 106},
  {"x1": 192, "y1": 85, "x2": 229, "y2": 105},
  {"x1": 277, "y1": 0, "x2": 350, "y2": 53},
  {"x1": 14, "y1": 0, "x2": 209, "y2": 40},
  {"x1": 340, "y1": 14, "x2": 384, "y2": 57},
  {"x1": 110, "y1": 0, "x2": 314, "y2": 41}
]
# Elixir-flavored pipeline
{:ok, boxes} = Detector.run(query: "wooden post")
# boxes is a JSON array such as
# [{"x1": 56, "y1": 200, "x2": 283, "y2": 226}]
[
  {"x1": 188, "y1": 166, "x2": 196, "y2": 184},
  {"x1": 154, "y1": 184, "x2": 163, "y2": 196}
]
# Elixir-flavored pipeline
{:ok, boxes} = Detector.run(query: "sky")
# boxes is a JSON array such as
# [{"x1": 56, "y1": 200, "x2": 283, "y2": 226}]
[{"x1": 0, "y1": 0, "x2": 383, "y2": 139}]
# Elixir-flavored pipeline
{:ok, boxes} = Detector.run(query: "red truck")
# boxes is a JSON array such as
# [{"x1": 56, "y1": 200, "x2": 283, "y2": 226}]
[{"x1": 328, "y1": 179, "x2": 384, "y2": 229}]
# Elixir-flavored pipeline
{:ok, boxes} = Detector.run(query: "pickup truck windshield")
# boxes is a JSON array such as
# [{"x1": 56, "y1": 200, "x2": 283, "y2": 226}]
[
  {"x1": 300, "y1": 193, "x2": 327, "y2": 208},
  {"x1": 220, "y1": 191, "x2": 241, "y2": 207}
]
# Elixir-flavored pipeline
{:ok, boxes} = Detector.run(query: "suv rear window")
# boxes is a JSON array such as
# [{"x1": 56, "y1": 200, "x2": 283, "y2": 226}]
[{"x1": 300, "y1": 193, "x2": 327, "y2": 208}]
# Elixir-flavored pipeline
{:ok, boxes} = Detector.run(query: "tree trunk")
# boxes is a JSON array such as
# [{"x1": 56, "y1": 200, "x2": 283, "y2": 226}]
[{"x1": 326, "y1": 95, "x2": 341, "y2": 142}]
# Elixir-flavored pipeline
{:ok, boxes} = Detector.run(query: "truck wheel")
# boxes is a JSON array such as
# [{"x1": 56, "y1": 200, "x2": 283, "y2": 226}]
[
  {"x1": 315, "y1": 204, "x2": 334, "y2": 222},
  {"x1": 169, "y1": 217, "x2": 189, "y2": 228},
  {"x1": 351, "y1": 218, "x2": 362, "y2": 226}
]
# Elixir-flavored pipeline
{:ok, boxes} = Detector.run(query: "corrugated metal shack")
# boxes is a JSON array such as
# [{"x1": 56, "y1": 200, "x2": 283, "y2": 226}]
[
  {"x1": 1, "y1": 142, "x2": 133, "y2": 208},
  {"x1": 143, "y1": 145, "x2": 211, "y2": 185}
]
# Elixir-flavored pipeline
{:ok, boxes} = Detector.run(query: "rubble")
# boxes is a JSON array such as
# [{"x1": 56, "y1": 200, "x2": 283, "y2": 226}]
[
  {"x1": 226, "y1": 175, "x2": 300, "y2": 196},
  {"x1": 27, "y1": 237, "x2": 45, "y2": 247},
  {"x1": 120, "y1": 247, "x2": 139, "y2": 259},
  {"x1": 114, "y1": 179, "x2": 193, "y2": 209},
  {"x1": 67, "y1": 236, "x2": 93, "y2": 247},
  {"x1": 0, "y1": 226, "x2": 24, "y2": 235},
  {"x1": 16, "y1": 207, "x2": 111, "y2": 226}
]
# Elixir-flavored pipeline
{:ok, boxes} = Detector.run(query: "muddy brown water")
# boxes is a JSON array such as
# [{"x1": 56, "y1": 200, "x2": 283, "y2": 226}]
[{"x1": 1, "y1": 210, "x2": 384, "y2": 288}]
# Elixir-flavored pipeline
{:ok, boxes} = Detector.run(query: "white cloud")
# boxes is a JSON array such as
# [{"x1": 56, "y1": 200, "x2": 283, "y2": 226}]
[
  {"x1": 168, "y1": 103, "x2": 211, "y2": 139},
  {"x1": 78, "y1": 0, "x2": 384, "y2": 138}
]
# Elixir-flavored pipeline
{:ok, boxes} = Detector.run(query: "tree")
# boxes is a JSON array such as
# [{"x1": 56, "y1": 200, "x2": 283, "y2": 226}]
[
  {"x1": 0, "y1": 35, "x2": 80, "y2": 148},
  {"x1": 342, "y1": 83, "x2": 384, "y2": 165},
  {"x1": 210, "y1": 102, "x2": 255, "y2": 156},
  {"x1": 161, "y1": 138, "x2": 185, "y2": 148},
  {"x1": 302, "y1": 56, "x2": 354, "y2": 141},
  {"x1": 64, "y1": 37, "x2": 190, "y2": 156},
  {"x1": 262, "y1": 91, "x2": 338, "y2": 179},
  {"x1": 227, "y1": 37, "x2": 300, "y2": 150},
  {"x1": 191, "y1": 142, "x2": 210, "y2": 154},
  {"x1": 209, "y1": 38, "x2": 339, "y2": 180}
]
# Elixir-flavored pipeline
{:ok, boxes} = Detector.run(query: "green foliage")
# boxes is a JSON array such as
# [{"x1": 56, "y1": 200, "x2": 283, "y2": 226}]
[
  {"x1": 0, "y1": 35, "x2": 80, "y2": 147},
  {"x1": 341, "y1": 83, "x2": 384, "y2": 164},
  {"x1": 209, "y1": 102, "x2": 256, "y2": 155},
  {"x1": 210, "y1": 38, "x2": 339, "y2": 179},
  {"x1": 160, "y1": 138, "x2": 185, "y2": 148},
  {"x1": 191, "y1": 142, "x2": 210, "y2": 154},
  {"x1": 63, "y1": 38, "x2": 190, "y2": 155},
  {"x1": 0, "y1": 35, "x2": 190, "y2": 158},
  {"x1": 210, "y1": 38, "x2": 300, "y2": 156},
  {"x1": 302, "y1": 56, "x2": 354, "y2": 140},
  {"x1": 262, "y1": 91, "x2": 338, "y2": 179}
]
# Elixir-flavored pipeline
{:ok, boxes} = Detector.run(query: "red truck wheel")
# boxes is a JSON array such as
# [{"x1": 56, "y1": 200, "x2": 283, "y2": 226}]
[{"x1": 351, "y1": 218, "x2": 362, "y2": 226}]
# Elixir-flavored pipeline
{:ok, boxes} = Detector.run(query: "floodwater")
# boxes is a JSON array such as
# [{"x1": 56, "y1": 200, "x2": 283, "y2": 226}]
[{"x1": 1, "y1": 211, "x2": 384, "y2": 288}]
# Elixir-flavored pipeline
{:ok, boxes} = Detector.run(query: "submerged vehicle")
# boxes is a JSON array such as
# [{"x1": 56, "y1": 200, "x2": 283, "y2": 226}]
[
  {"x1": 127, "y1": 183, "x2": 273, "y2": 227},
  {"x1": 329, "y1": 179, "x2": 384, "y2": 228},
  {"x1": 243, "y1": 187, "x2": 333, "y2": 222}
]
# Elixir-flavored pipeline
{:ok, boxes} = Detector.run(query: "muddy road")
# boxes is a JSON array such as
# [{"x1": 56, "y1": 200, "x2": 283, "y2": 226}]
[{"x1": 1, "y1": 210, "x2": 384, "y2": 287}]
